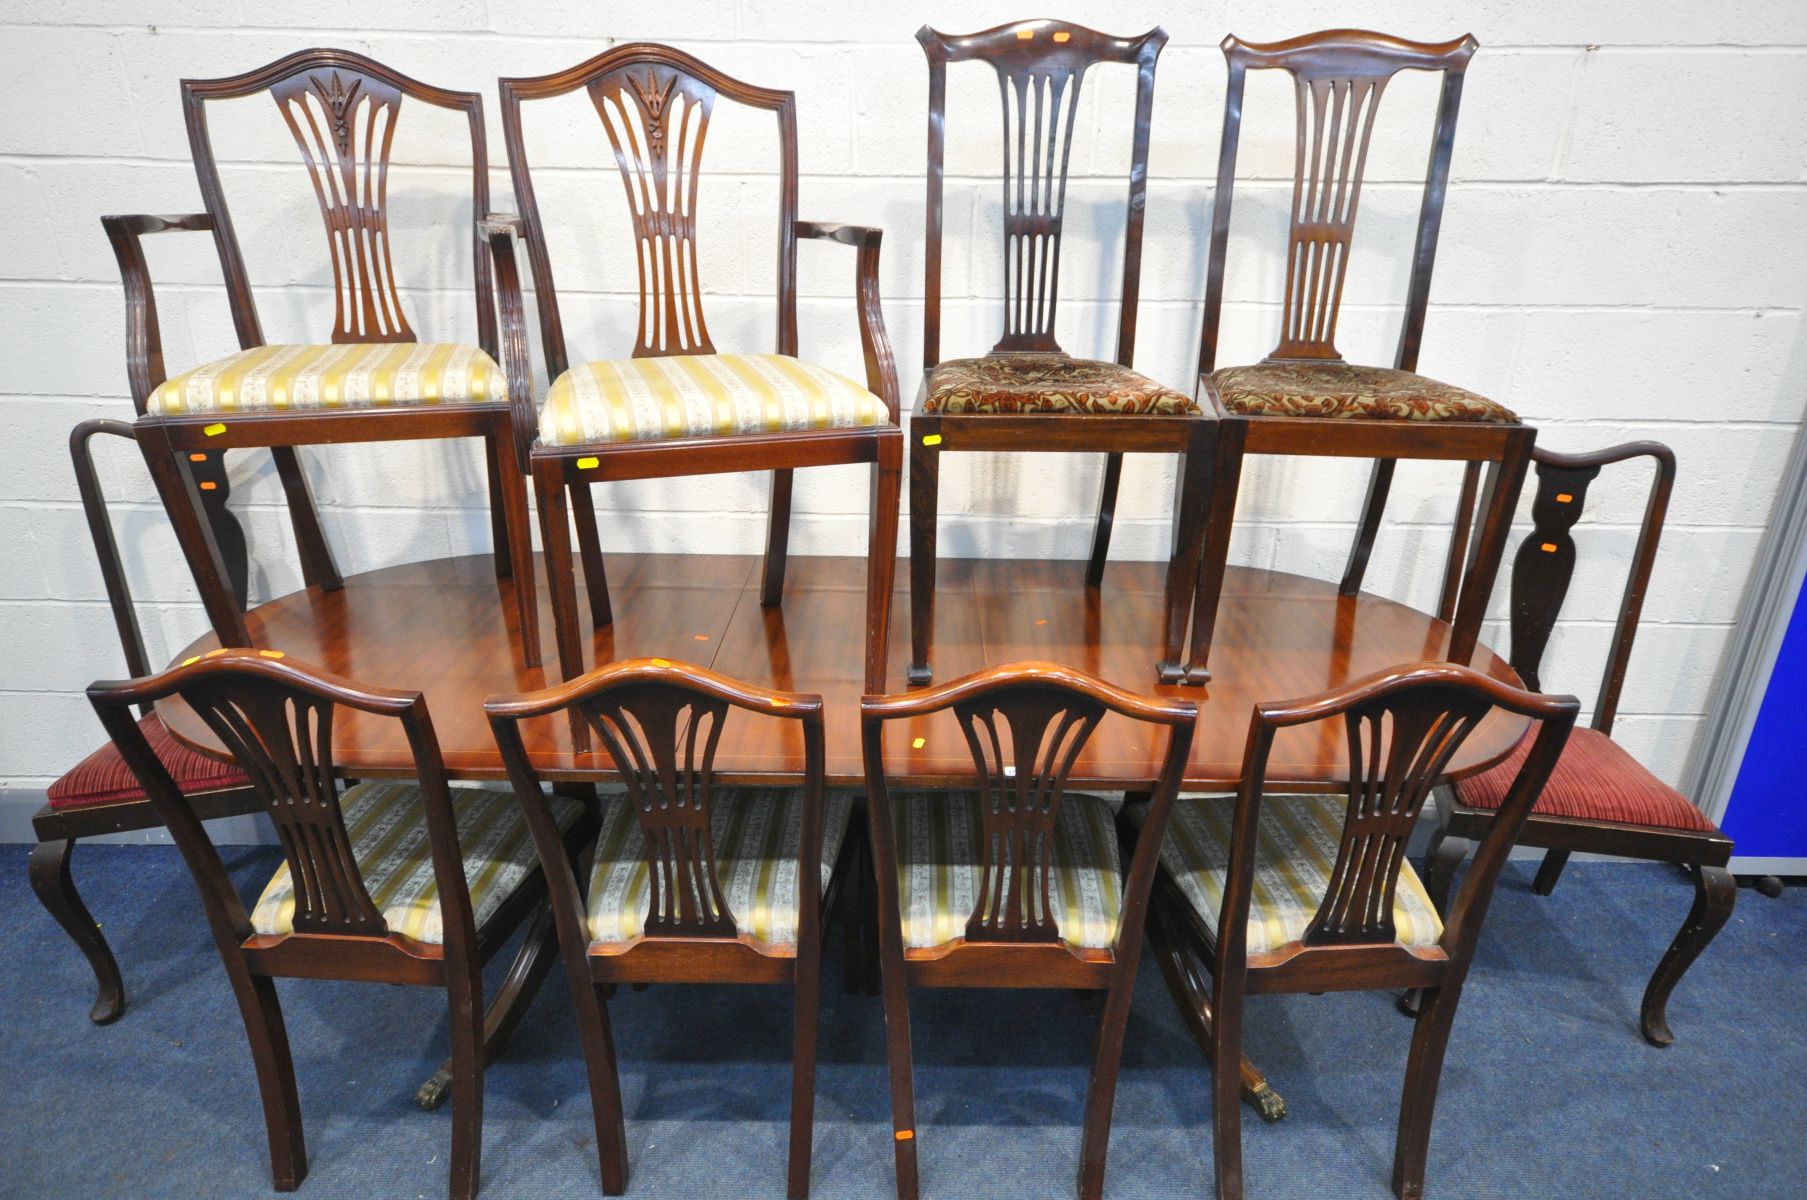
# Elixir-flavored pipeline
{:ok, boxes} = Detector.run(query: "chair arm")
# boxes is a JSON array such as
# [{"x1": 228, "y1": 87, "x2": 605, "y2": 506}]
[
  {"x1": 69, "y1": 419, "x2": 153, "y2": 685},
  {"x1": 796, "y1": 219, "x2": 900, "y2": 421},
  {"x1": 481, "y1": 214, "x2": 538, "y2": 473},
  {"x1": 99, "y1": 213, "x2": 216, "y2": 414}
]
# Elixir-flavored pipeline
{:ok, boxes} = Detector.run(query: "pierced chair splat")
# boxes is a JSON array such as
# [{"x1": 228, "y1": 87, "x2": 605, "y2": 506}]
[
  {"x1": 910, "y1": 20, "x2": 1229, "y2": 687},
  {"x1": 488, "y1": 658, "x2": 854, "y2": 1199},
  {"x1": 492, "y1": 44, "x2": 903, "y2": 689},
  {"x1": 1417, "y1": 442, "x2": 1736, "y2": 1046},
  {"x1": 860, "y1": 662, "x2": 1197, "y2": 1200},
  {"x1": 1128, "y1": 663, "x2": 1577, "y2": 1199},
  {"x1": 107, "y1": 49, "x2": 540, "y2": 667},
  {"x1": 88, "y1": 651, "x2": 594, "y2": 1200},
  {"x1": 1187, "y1": 30, "x2": 1534, "y2": 682}
]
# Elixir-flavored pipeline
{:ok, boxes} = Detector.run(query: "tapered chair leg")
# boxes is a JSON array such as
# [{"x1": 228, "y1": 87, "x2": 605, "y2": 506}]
[
  {"x1": 568, "y1": 477, "x2": 612, "y2": 629},
  {"x1": 491, "y1": 426, "x2": 541, "y2": 670},
  {"x1": 28, "y1": 837, "x2": 126, "y2": 1025},
  {"x1": 1531, "y1": 849, "x2": 1571, "y2": 897},
  {"x1": 1340, "y1": 458, "x2": 1397, "y2": 597},
  {"x1": 788, "y1": 944, "x2": 822, "y2": 1199},
  {"x1": 1159, "y1": 423, "x2": 1212, "y2": 684},
  {"x1": 865, "y1": 440, "x2": 902, "y2": 692},
  {"x1": 1077, "y1": 965, "x2": 1141, "y2": 1200},
  {"x1": 225, "y1": 968, "x2": 307, "y2": 1191},
  {"x1": 1446, "y1": 432, "x2": 1534, "y2": 664},
  {"x1": 1391, "y1": 983, "x2": 1463, "y2": 1200},
  {"x1": 446, "y1": 965, "x2": 486, "y2": 1200},
  {"x1": 1187, "y1": 418, "x2": 1246, "y2": 684},
  {"x1": 1421, "y1": 829, "x2": 1470, "y2": 915},
  {"x1": 485, "y1": 433, "x2": 513, "y2": 580},
  {"x1": 764, "y1": 467, "x2": 796, "y2": 608},
  {"x1": 578, "y1": 977, "x2": 631, "y2": 1195},
  {"x1": 1086, "y1": 451, "x2": 1125, "y2": 589},
  {"x1": 533, "y1": 460, "x2": 586, "y2": 681},
  {"x1": 880, "y1": 971, "x2": 919, "y2": 1200},
  {"x1": 1209, "y1": 976, "x2": 1248, "y2": 1200},
  {"x1": 907, "y1": 427, "x2": 941, "y2": 686},
  {"x1": 1641, "y1": 863, "x2": 1736, "y2": 1047}
]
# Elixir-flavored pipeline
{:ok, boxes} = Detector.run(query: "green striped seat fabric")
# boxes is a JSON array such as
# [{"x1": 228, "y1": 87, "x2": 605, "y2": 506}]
[
  {"x1": 587, "y1": 787, "x2": 855, "y2": 948},
  {"x1": 891, "y1": 790, "x2": 1123, "y2": 952},
  {"x1": 250, "y1": 781, "x2": 583, "y2": 945},
  {"x1": 1129, "y1": 793, "x2": 1445, "y2": 954}
]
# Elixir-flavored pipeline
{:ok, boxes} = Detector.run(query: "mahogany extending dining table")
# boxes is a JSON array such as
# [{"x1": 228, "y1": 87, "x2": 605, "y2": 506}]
[{"x1": 157, "y1": 553, "x2": 1528, "y2": 788}]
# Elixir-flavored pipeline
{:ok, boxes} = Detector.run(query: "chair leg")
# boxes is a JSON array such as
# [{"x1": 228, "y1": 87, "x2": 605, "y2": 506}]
[
  {"x1": 788, "y1": 941, "x2": 823, "y2": 1199},
  {"x1": 533, "y1": 459, "x2": 585, "y2": 681},
  {"x1": 763, "y1": 467, "x2": 796, "y2": 608},
  {"x1": 1421, "y1": 828, "x2": 1470, "y2": 915},
  {"x1": 568, "y1": 477, "x2": 612, "y2": 629},
  {"x1": 270, "y1": 446, "x2": 343, "y2": 592},
  {"x1": 1209, "y1": 975, "x2": 1248, "y2": 1200},
  {"x1": 1340, "y1": 458, "x2": 1396, "y2": 597},
  {"x1": 578, "y1": 977, "x2": 631, "y2": 1195},
  {"x1": 28, "y1": 838, "x2": 126, "y2": 1025},
  {"x1": 1433, "y1": 462, "x2": 1482, "y2": 624},
  {"x1": 1446, "y1": 432, "x2": 1533, "y2": 664},
  {"x1": 1641, "y1": 863, "x2": 1737, "y2": 1047},
  {"x1": 1077, "y1": 963, "x2": 1140, "y2": 1200},
  {"x1": 1391, "y1": 983, "x2": 1463, "y2": 1200},
  {"x1": 225, "y1": 966, "x2": 307, "y2": 1191},
  {"x1": 492, "y1": 425, "x2": 541, "y2": 670},
  {"x1": 880, "y1": 966, "x2": 919, "y2": 1200},
  {"x1": 1086, "y1": 451, "x2": 1124, "y2": 589},
  {"x1": 865, "y1": 439, "x2": 902, "y2": 692},
  {"x1": 446, "y1": 962, "x2": 485, "y2": 1200},
  {"x1": 1187, "y1": 419, "x2": 1246, "y2": 685},
  {"x1": 907, "y1": 423, "x2": 941, "y2": 686},
  {"x1": 1531, "y1": 849, "x2": 1571, "y2": 897},
  {"x1": 140, "y1": 433, "x2": 253, "y2": 647},
  {"x1": 189, "y1": 448, "x2": 251, "y2": 609},
  {"x1": 416, "y1": 903, "x2": 561, "y2": 1110}
]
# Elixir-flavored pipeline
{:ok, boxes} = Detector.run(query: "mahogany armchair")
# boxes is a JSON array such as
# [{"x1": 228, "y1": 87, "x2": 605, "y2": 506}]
[
  {"x1": 492, "y1": 44, "x2": 902, "y2": 689},
  {"x1": 860, "y1": 662, "x2": 1197, "y2": 1200},
  {"x1": 30, "y1": 419, "x2": 259, "y2": 1025},
  {"x1": 107, "y1": 49, "x2": 539, "y2": 668},
  {"x1": 1416, "y1": 442, "x2": 1736, "y2": 1046},
  {"x1": 488, "y1": 659, "x2": 854, "y2": 1198},
  {"x1": 1126, "y1": 663, "x2": 1576, "y2": 1199},
  {"x1": 1187, "y1": 31, "x2": 1534, "y2": 681},
  {"x1": 909, "y1": 20, "x2": 1225, "y2": 687},
  {"x1": 89, "y1": 651, "x2": 594, "y2": 1199}
]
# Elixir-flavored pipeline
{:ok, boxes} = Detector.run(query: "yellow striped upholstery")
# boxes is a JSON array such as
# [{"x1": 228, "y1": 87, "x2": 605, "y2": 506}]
[
  {"x1": 147, "y1": 343, "x2": 507, "y2": 415},
  {"x1": 587, "y1": 787, "x2": 854, "y2": 948},
  {"x1": 891, "y1": 791, "x2": 1122, "y2": 952},
  {"x1": 538, "y1": 353, "x2": 890, "y2": 446},
  {"x1": 1132, "y1": 793, "x2": 1444, "y2": 954},
  {"x1": 250, "y1": 781, "x2": 581, "y2": 945}
]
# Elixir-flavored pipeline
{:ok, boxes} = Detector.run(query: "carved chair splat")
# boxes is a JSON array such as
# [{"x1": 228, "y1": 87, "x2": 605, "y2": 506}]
[
  {"x1": 494, "y1": 44, "x2": 902, "y2": 690},
  {"x1": 88, "y1": 651, "x2": 594, "y2": 1199},
  {"x1": 110, "y1": 48, "x2": 540, "y2": 669},
  {"x1": 911, "y1": 20, "x2": 1228, "y2": 688},
  {"x1": 1187, "y1": 29, "x2": 1534, "y2": 685},
  {"x1": 860, "y1": 662, "x2": 1197, "y2": 1200},
  {"x1": 489, "y1": 659, "x2": 854, "y2": 1199},
  {"x1": 1131, "y1": 663, "x2": 1576, "y2": 1199},
  {"x1": 1417, "y1": 442, "x2": 1736, "y2": 1047}
]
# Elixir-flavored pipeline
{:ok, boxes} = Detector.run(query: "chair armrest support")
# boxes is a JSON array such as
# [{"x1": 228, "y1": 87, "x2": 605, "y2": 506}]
[
  {"x1": 100, "y1": 213, "x2": 216, "y2": 414},
  {"x1": 796, "y1": 219, "x2": 900, "y2": 421},
  {"x1": 70, "y1": 419, "x2": 154, "y2": 686},
  {"x1": 481, "y1": 214, "x2": 538, "y2": 473}
]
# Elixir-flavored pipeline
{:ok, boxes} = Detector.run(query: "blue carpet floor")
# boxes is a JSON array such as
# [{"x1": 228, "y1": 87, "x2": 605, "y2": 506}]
[{"x1": 1, "y1": 844, "x2": 1801, "y2": 1198}]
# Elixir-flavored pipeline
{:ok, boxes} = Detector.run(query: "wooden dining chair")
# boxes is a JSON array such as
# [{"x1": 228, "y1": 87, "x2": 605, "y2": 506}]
[
  {"x1": 487, "y1": 658, "x2": 854, "y2": 1198},
  {"x1": 88, "y1": 650, "x2": 594, "y2": 1199},
  {"x1": 108, "y1": 48, "x2": 540, "y2": 668},
  {"x1": 492, "y1": 44, "x2": 902, "y2": 689},
  {"x1": 1187, "y1": 30, "x2": 1534, "y2": 682},
  {"x1": 1415, "y1": 442, "x2": 1737, "y2": 1046},
  {"x1": 29, "y1": 418, "x2": 260, "y2": 1026},
  {"x1": 1125, "y1": 663, "x2": 1576, "y2": 1199},
  {"x1": 860, "y1": 662, "x2": 1198, "y2": 1200},
  {"x1": 911, "y1": 20, "x2": 1227, "y2": 687}
]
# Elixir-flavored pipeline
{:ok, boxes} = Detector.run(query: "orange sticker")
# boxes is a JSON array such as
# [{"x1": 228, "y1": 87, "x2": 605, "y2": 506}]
[
  {"x1": 650, "y1": 657, "x2": 672, "y2": 667},
  {"x1": 198, "y1": 481, "x2": 218, "y2": 491},
  {"x1": 1034, "y1": 618, "x2": 1048, "y2": 626},
  {"x1": 1052, "y1": 30, "x2": 1070, "y2": 42},
  {"x1": 1555, "y1": 493, "x2": 1573, "y2": 503},
  {"x1": 189, "y1": 452, "x2": 208, "y2": 463},
  {"x1": 896, "y1": 1129, "x2": 915, "y2": 1140},
  {"x1": 1015, "y1": 29, "x2": 1033, "y2": 39},
  {"x1": 693, "y1": 633, "x2": 709, "y2": 641},
  {"x1": 258, "y1": 649, "x2": 285, "y2": 659},
  {"x1": 1540, "y1": 542, "x2": 1558, "y2": 553}
]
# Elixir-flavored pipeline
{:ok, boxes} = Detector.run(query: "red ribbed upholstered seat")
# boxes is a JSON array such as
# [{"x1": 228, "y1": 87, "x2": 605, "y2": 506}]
[
  {"x1": 46, "y1": 714, "x2": 246, "y2": 810},
  {"x1": 1454, "y1": 725, "x2": 1714, "y2": 832}
]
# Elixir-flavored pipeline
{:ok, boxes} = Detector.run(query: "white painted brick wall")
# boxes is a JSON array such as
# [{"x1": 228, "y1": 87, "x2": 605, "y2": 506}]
[{"x1": 3, "y1": 1, "x2": 1805, "y2": 808}]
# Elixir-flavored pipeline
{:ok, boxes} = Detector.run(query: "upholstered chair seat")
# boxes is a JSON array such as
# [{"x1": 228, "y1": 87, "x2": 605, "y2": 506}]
[
  {"x1": 146, "y1": 343, "x2": 508, "y2": 415},
  {"x1": 889, "y1": 790, "x2": 1124, "y2": 952},
  {"x1": 586, "y1": 787, "x2": 856, "y2": 947},
  {"x1": 920, "y1": 353, "x2": 1198, "y2": 416},
  {"x1": 538, "y1": 353, "x2": 891, "y2": 446},
  {"x1": 1453, "y1": 726, "x2": 1715, "y2": 832},
  {"x1": 1211, "y1": 361, "x2": 1518, "y2": 424},
  {"x1": 1128, "y1": 792, "x2": 1445, "y2": 953},
  {"x1": 249, "y1": 781, "x2": 583, "y2": 944},
  {"x1": 47, "y1": 714, "x2": 248, "y2": 811}
]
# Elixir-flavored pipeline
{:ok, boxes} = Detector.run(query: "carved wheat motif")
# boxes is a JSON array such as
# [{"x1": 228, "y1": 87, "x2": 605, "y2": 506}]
[{"x1": 309, "y1": 71, "x2": 362, "y2": 155}]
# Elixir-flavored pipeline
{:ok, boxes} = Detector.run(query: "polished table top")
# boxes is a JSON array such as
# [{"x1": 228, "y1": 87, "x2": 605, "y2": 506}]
[{"x1": 161, "y1": 553, "x2": 1528, "y2": 789}]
